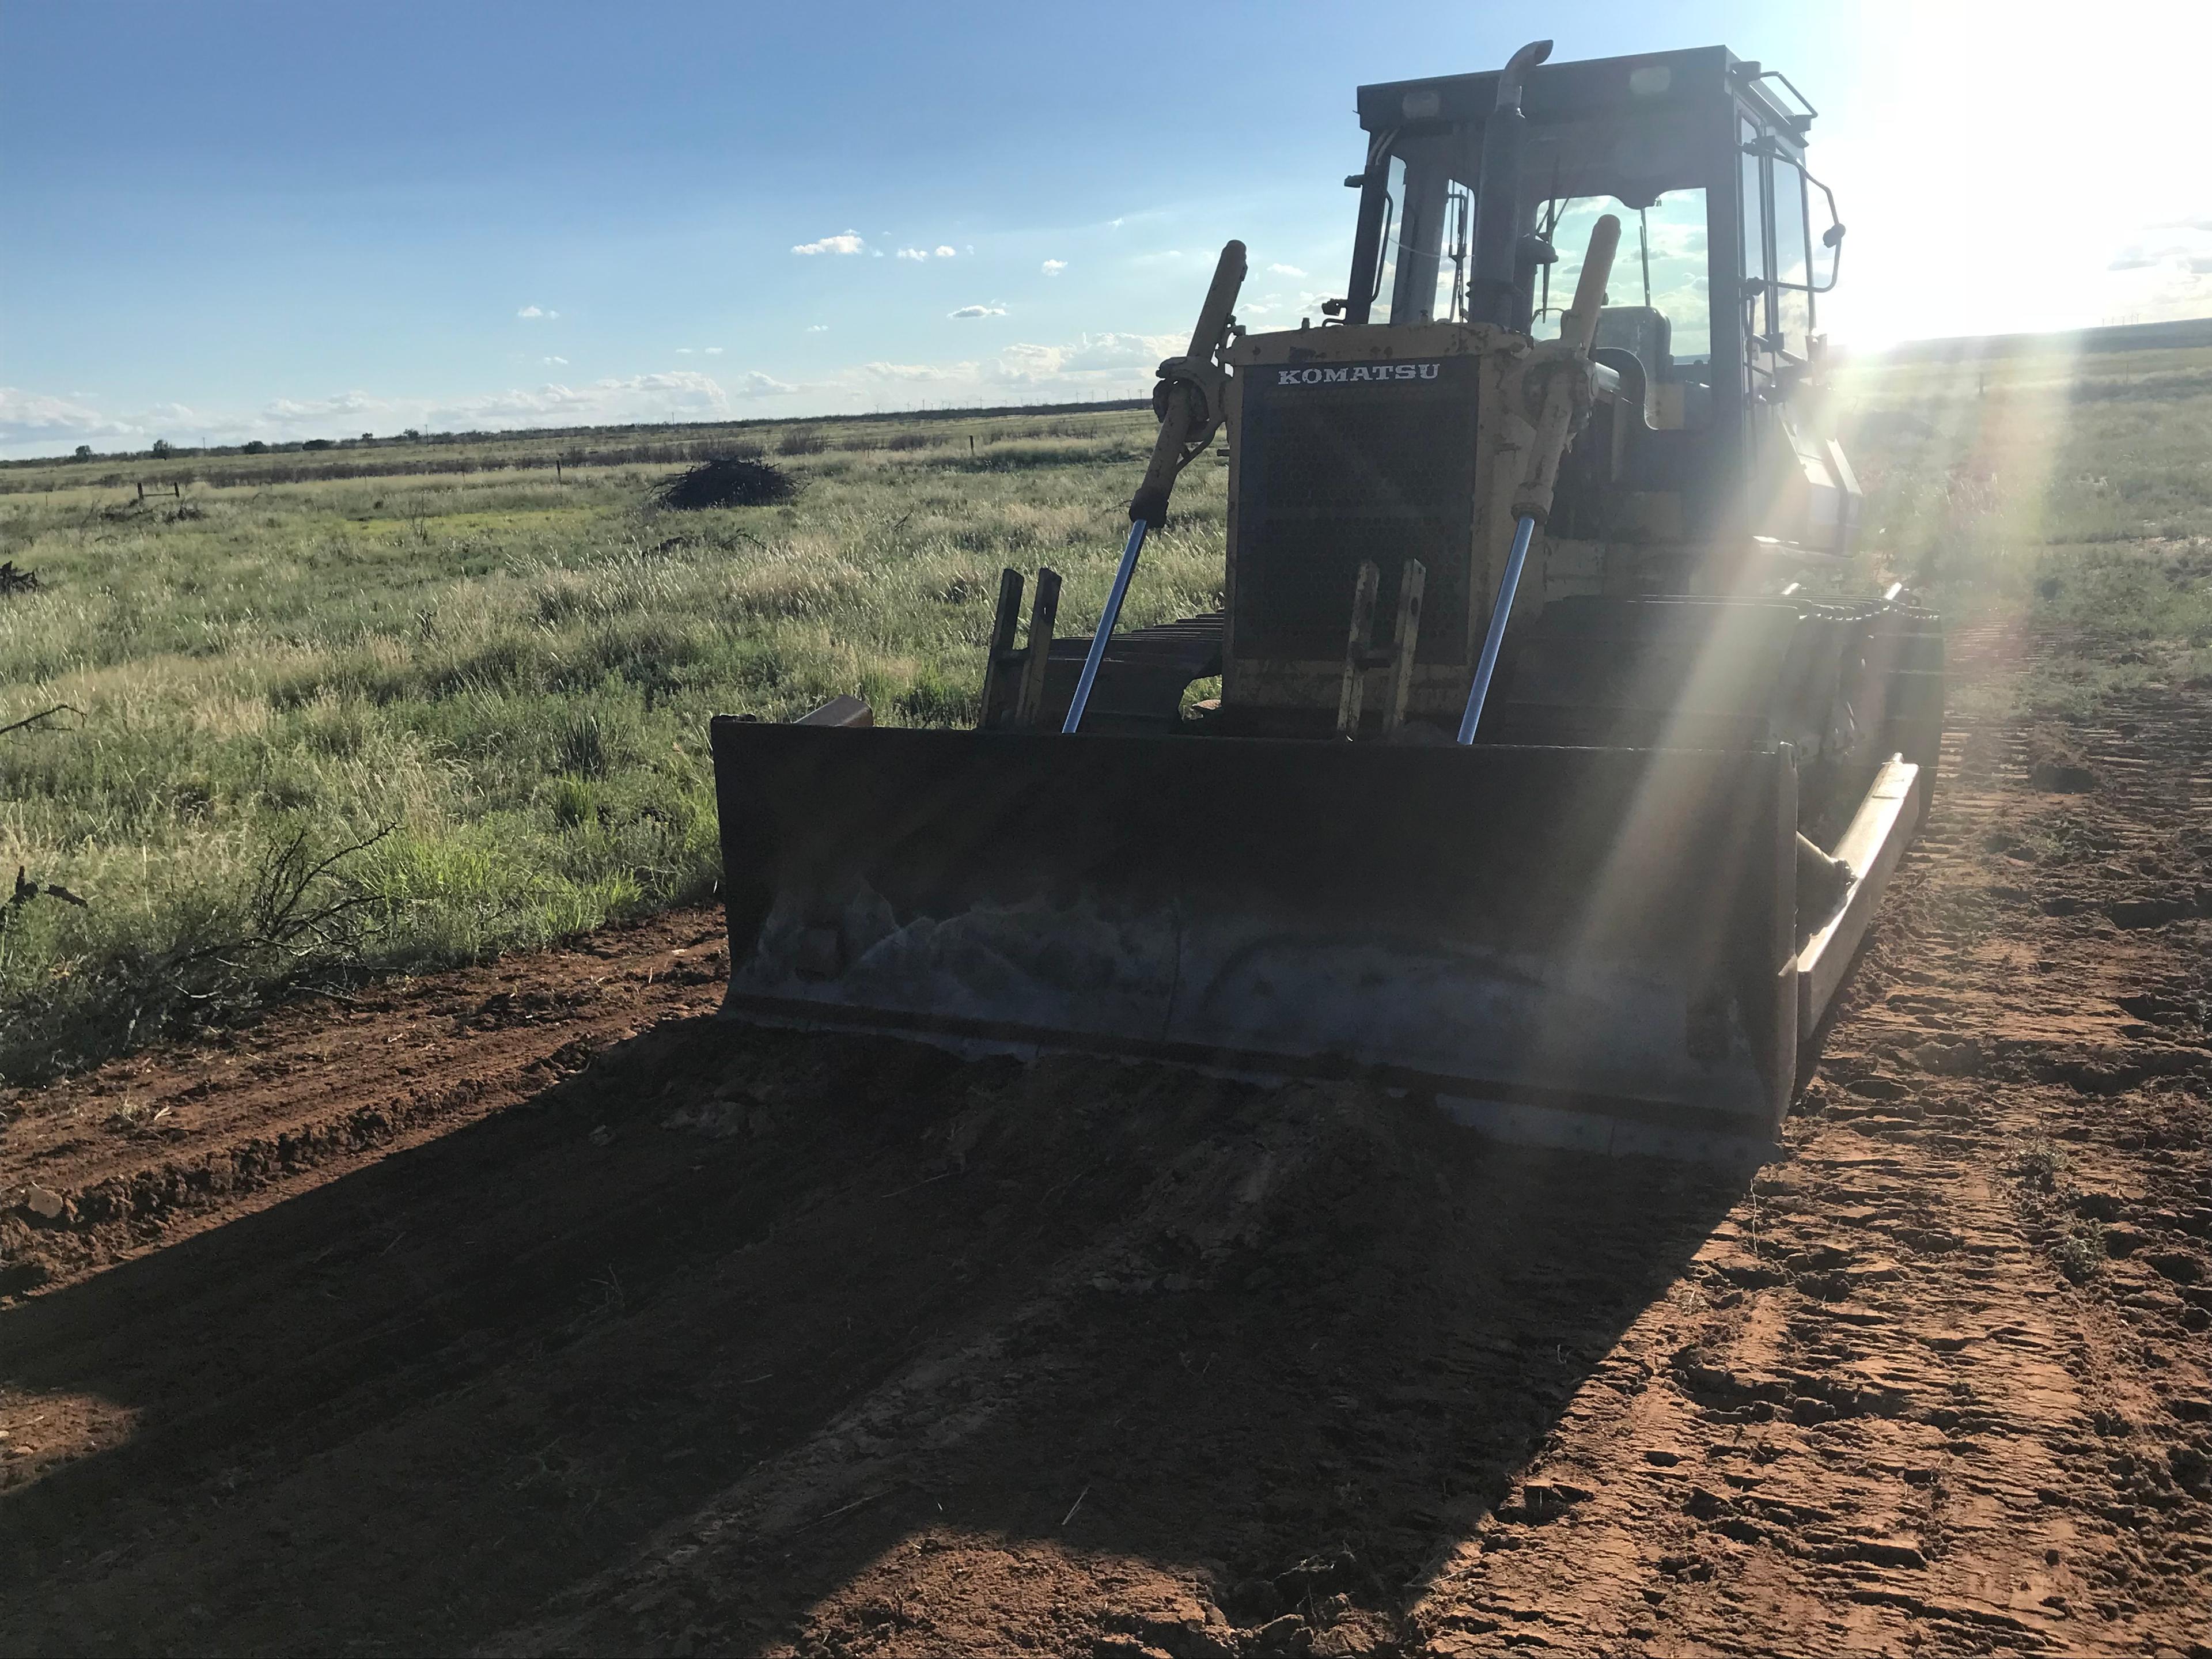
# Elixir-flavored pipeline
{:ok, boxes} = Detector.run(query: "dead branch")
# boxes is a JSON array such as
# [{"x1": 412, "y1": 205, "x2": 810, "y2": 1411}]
[
  {"x1": 166, "y1": 822, "x2": 397, "y2": 971},
  {"x1": 0, "y1": 704, "x2": 82, "y2": 740}
]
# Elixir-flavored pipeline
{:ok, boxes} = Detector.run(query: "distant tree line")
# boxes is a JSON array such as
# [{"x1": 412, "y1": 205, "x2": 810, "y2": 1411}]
[{"x1": 20, "y1": 397, "x2": 1150, "y2": 472}]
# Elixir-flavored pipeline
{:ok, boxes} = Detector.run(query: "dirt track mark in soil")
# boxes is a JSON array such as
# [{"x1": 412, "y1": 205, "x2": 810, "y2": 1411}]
[
  {"x1": 0, "y1": 1000, "x2": 1743, "y2": 1657},
  {"x1": 0, "y1": 665, "x2": 2206, "y2": 1657},
  {"x1": 1406, "y1": 693, "x2": 2212, "y2": 1656},
  {"x1": 480, "y1": 688, "x2": 2209, "y2": 1658},
  {"x1": 0, "y1": 907, "x2": 730, "y2": 1303}
]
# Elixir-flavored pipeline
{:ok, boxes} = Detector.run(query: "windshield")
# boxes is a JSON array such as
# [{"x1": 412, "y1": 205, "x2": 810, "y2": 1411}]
[
  {"x1": 1353, "y1": 105, "x2": 1718, "y2": 358},
  {"x1": 1533, "y1": 189, "x2": 1711, "y2": 365}
]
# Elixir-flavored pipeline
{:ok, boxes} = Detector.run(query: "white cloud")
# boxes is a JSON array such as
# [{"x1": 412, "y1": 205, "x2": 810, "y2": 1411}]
[
  {"x1": 263, "y1": 389, "x2": 387, "y2": 418},
  {"x1": 865, "y1": 361, "x2": 968, "y2": 382},
  {"x1": 1041, "y1": 259, "x2": 1067, "y2": 276},
  {"x1": 792, "y1": 230, "x2": 865, "y2": 256},
  {"x1": 438, "y1": 372, "x2": 734, "y2": 426},
  {"x1": 824, "y1": 332, "x2": 1181, "y2": 411},
  {"x1": 516, "y1": 305, "x2": 559, "y2": 319},
  {"x1": 0, "y1": 372, "x2": 744, "y2": 458},
  {"x1": 0, "y1": 313, "x2": 1218, "y2": 460},
  {"x1": 0, "y1": 386, "x2": 137, "y2": 449},
  {"x1": 543, "y1": 355, "x2": 568, "y2": 366},
  {"x1": 935, "y1": 245, "x2": 957, "y2": 259},
  {"x1": 0, "y1": 316, "x2": 1216, "y2": 456},
  {"x1": 2094, "y1": 219, "x2": 2212, "y2": 321},
  {"x1": 897, "y1": 247, "x2": 930, "y2": 261},
  {"x1": 704, "y1": 346, "x2": 724, "y2": 355},
  {"x1": 675, "y1": 347, "x2": 694, "y2": 355},
  {"x1": 822, "y1": 331, "x2": 1183, "y2": 413},
  {"x1": 987, "y1": 332, "x2": 1179, "y2": 381},
  {"x1": 1243, "y1": 284, "x2": 1338, "y2": 321},
  {"x1": 2107, "y1": 222, "x2": 2212, "y2": 274},
  {"x1": 1268, "y1": 263, "x2": 1308, "y2": 278},
  {"x1": 898, "y1": 244, "x2": 960, "y2": 262},
  {"x1": 950, "y1": 303, "x2": 1007, "y2": 319}
]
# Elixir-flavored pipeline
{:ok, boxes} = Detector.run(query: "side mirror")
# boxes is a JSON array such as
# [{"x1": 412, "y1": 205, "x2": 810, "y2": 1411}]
[{"x1": 1808, "y1": 174, "x2": 1846, "y2": 291}]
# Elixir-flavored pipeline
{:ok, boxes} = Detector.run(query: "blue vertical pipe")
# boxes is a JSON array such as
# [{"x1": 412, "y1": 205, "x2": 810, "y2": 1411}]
[
  {"x1": 1456, "y1": 513, "x2": 1538, "y2": 745},
  {"x1": 1062, "y1": 519, "x2": 1149, "y2": 734}
]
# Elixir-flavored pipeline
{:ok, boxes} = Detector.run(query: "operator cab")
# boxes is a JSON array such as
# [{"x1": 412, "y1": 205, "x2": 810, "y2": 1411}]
[{"x1": 1339, "y1": 47, "x2": 1851, "y2": 567}]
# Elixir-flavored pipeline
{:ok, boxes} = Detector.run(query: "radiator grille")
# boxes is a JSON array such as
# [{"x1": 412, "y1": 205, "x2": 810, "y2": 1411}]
[{"x1": 1234, "y1": 358, "x2": 1478, "y2": 663}]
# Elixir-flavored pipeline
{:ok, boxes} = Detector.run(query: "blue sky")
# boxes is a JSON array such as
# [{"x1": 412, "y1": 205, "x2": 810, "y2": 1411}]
[{"x1": 5, "y1": 0, "x2": 2209, "y2": 457}]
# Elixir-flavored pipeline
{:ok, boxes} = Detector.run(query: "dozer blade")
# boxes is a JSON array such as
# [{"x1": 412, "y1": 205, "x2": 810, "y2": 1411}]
[{"x1": 711, "y1": 720, "x2": 1804, "y2": 1160}]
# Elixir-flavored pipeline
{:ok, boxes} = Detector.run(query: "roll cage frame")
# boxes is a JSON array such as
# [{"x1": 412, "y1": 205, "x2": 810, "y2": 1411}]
[{"x1": 1340, "y1": 46, "x2": 1839, "y2": 538}]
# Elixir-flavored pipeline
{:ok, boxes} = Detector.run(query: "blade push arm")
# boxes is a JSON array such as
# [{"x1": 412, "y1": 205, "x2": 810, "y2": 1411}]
[
  {"x1": 1460, "y1": 214, "x2": 1621, "y2": 744},
  {"x1": 1513, "y1": 211, "x2": 1621, "y2": 524},
  {"x1": 1129, "y1": 240, "x2": 1248, "y2": 528},
  {"x1": 1065, "y1": 240, "x2": 1248, "y2": 733}
]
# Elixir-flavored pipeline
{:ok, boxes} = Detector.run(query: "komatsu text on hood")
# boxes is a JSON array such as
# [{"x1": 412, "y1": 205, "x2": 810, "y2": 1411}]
[{"x1": 1275, "y1": 362, "x2": 1443, "y2": 386}]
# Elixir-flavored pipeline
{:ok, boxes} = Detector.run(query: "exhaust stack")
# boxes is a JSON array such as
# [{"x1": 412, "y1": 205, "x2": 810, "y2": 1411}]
[{"x1": 1463, "y1": 39, "x2": 1551, "y2": 331}]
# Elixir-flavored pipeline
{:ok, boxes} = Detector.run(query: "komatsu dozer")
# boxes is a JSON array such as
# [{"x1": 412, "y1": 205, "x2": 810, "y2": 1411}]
[{"x1": 709, "y1": 43, "x2": 1943, "y2": 1160}]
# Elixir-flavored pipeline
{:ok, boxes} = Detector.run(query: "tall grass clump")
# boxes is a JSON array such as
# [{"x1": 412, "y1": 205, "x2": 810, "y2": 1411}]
[{"x1": 0, "y1": 405, "x2": 1187, "y2": 1078}]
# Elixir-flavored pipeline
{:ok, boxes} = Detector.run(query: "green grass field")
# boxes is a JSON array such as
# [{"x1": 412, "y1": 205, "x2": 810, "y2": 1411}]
[
  {"x1": 1836, "y1": 345, "x2": 2212, "y2": 716},
  {"x1": 1, "y1": 348, "x2": 2207, "y2": 1081}
]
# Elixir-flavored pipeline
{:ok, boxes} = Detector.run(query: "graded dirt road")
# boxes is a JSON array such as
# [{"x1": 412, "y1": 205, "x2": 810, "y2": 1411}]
[{"x1": 2, "y1": 662, "x2": 2207, "y2": 1657}]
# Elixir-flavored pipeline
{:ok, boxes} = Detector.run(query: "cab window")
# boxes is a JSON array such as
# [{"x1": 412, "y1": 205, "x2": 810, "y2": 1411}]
[
  {"x1": 1535, "y1": 189, "x2": 1711, "y2": 366},
  {"x1": 1771, "y1": 156, "x2": 1813, "y2": 359},
  {"x1": 1740, "y1": 120, "x2": 1768, "y2": 346},
  {"x1": 1367, "y1": 153, "x2": 1409, "y2": 324}
]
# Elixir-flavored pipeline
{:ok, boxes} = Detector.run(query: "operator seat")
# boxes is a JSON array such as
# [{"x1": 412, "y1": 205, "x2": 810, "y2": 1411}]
[{"x1": 1594, "y1": 305, "x2": 1673, "y2": 382}]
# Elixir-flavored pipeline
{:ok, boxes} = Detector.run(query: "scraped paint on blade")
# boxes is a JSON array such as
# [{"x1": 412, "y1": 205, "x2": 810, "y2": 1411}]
[
  {"x1": 711, "y1": 719, "x2": 1800, "y2": 1140},
  {"x1": 736, "y1": 887, "x2": 1771, "y2": 1119}
]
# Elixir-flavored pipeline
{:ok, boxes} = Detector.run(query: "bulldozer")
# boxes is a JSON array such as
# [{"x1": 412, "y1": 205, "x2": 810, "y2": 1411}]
[{"x1": 708, "y1": 42, "x2": 1943, "y2": 1161}]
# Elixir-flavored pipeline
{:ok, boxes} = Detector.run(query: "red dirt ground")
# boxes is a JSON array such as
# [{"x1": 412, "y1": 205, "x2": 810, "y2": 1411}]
[{"x1": 2, "y1": 660, "x2": 2208, "y2": 1657}]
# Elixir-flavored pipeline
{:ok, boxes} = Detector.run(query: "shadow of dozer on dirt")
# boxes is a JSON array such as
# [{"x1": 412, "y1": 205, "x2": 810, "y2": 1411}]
[{"x1": 0, "y1": 1016, "x2": 1742, "y2": 1656}]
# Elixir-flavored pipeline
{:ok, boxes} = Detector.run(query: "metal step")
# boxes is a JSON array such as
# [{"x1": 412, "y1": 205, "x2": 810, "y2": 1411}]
[{"x1": 1033, "y1": 611, "x2": 1225, "y2": 732}]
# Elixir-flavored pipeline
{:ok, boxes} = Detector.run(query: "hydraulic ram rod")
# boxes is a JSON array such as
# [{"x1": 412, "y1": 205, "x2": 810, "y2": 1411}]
[
  {"x1": 1063, "y1": 518, "x2": 1150, "y2": 733},
  {"x1": 1457, "y1": 514, "x2": 1537, "y2": 744}
]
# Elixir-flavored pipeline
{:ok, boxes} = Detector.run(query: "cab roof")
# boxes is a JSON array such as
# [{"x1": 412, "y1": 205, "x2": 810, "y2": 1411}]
[{"x1": 1356, "y1": 46, "x2": 1812, "y2": 138}]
